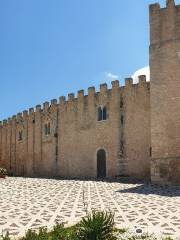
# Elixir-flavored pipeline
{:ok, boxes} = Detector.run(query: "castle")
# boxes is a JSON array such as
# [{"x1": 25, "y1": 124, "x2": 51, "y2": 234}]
[{"x1": 0, "y1": 0, "x2": 180, "y2": 185}]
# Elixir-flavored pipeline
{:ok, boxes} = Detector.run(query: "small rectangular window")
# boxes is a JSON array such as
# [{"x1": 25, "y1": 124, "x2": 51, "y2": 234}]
[
  {"x1": 18, "y1": 131, "x2": 23, "y2": 141},
  {"x1": 48, "y1": 122, "x2": 51, "y2": 135},
  {"x1": 98, "y1": 106, "x2": 107, "y2": 121},
  {"x1": 150, "y1": 147, "x2": 152, "y2": 157},
  {"x1": 98, "y1": 107, "x2": 102, "y2": 121},
  {"x1": 45, "y1": 123, "x2": 51, "y2": 136},
  {"x1": 120, "y1": 98, "x2": 123, "y2": 108},
  {"x1": 102, "y1": 107, "x2": 107, "y2": 120},
  {"x1": 121, "y1": 115, "x2": 124, "y2": 125}
]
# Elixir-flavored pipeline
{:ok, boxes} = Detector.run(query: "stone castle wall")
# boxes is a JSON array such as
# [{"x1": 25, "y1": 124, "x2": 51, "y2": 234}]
[
  {"x1": 150, "y1": 0, "x2": 180, "y2": 185},
  {"x1": 2, "y1": 0, "x2": 180, "y2": 183},
  {"x1": 0, "y1": 79, "x2": 150, "y2": 179},
  {"x1": 124, "y1": 77, "x2": 150, "y2": 179}
]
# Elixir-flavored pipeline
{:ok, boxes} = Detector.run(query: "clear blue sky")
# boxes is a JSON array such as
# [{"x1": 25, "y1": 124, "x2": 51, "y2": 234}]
[{"x1": 0, "y1": 0, "x2": 178, "y2": 120}]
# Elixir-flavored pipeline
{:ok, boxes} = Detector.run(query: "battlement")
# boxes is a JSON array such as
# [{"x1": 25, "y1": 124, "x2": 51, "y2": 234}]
[
  {"x1": 0, "y1": 76, "x2": 150, "y2": 125},
  {"x1": 150, "y1": 0, "x2": 180, "y2": 45},
  {"x1": 56, "y1": 77, "x2": 149, "y2": 112},
  {"x1": 125, "y1": 77, "x2": 133, "y2": 86},
  {"x1": 149, "y1": 0, "x2": 176, "y2": 17},
  {"x1": 0, "y1": 1, "x2": 153, "y2": 182}
]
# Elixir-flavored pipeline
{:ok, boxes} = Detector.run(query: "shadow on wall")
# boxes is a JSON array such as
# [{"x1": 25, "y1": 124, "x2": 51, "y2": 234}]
[{"x1": 115, "y1": 184, "x2": 180, "y2": 197}]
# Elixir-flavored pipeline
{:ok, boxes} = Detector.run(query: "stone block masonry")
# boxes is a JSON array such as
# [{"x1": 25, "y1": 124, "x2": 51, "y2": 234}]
[
  {"x1": 150, "y1": 0, "x2": 180, "y2": 185},
  {"x1": 1, "y1": 0, "x2": 180, "y2": 185},
  {"x1": 0, "y1": 79, "x2": 150, "y2": 180}
]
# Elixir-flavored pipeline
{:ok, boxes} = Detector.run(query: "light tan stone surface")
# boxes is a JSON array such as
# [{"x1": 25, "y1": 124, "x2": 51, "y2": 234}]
[
  {"x1": 0, "y1": 177, "x2": 180, "y2": 238},
  {"x1": 0, "y1": 80, "x2": 150, "y2": 180},
  {"x1": 150, "y1": 0, "x2": 180, "y2": 184},
  {"x1": 1, "y1": 0, "x2": 180, "y2": 184}
]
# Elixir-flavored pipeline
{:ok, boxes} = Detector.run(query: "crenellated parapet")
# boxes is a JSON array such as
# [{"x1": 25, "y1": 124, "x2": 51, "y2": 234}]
[
  {"x1": 77, "y1": 90, "x2": 84, "y2": 100},
  {"x1": 125, "y1": 75, "x2": 150, "y2": 88},
  {"x1": 0, "y1": 76, "x2": 150, "y2": 125},
  {"x1": 56, "y1": 77, "x2": 150, "y2": 121},
  {"x1": 125, "y1": 77, "x2": 133, "y2": 86},
  {"x1": 0, "y1": 74, "x2": 150, "y2": 178},
  {"x1": 3, "y1": 119, "x2": 8, "y2": 126},
  {"x1": 43, "y1": 102, "x2": 49, "y2": 111},
  {"x1": 150, "y1": 0, "x2": 180, "y2": 46},
  {"x1": 51, "y1": 99, "x2": 58, "y2": 108},
  {"x1": 88, "y1": 86, "x2": 95, "y2": 96},
  {"x1": 100, "y1": 83, "x2": 108, "y2": 93},
  {"x1": 111, "y1": 80, "x2": 120, "y2": 89}
]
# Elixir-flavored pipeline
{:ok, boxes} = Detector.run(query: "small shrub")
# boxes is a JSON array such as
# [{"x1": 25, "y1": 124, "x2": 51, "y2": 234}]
[
  {"x1": 50, "y1": 224, "x2": 79, "y2": 240},
  {"x1": 1, "y1": 211, "x2": 172, "y2": 240},
  {"x1": 77, "y1": 210, "x2": 116, "y2": 240},
  {"x1": 114, "y1": 228, "x2": 127, "y2": 234},
  {"x1": 49, "y1": 223, "x2": 64, "y2": 239},
  {"x1": 37, "y1": 227, "x2": 49, "y2": 240},
  {"x1": 1, "y1": 232, "x2": 11, "y2": 240},
  {"x1": 20, "y1": 229, "x2": 38, "y2": 240},
  {"x1": 0, "y1": 168, "x2": 7, "y2": 178},
  {"x1": 20, "y1": 224, "x2": 78, "y2": 240},
  {"x1": 20, "y1": 227, "x2": 48, "y2": 240}
]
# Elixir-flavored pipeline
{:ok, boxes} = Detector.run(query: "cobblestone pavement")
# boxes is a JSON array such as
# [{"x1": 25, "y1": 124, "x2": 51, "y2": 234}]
[{"x1": 0, "y1": 177, "x2": 180, "y2": 238}]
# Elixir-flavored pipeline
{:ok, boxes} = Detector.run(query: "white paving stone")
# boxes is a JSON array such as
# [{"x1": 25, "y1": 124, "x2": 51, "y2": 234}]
[{"x1": 0, "y1": 177, "x2": 180, "y2": 238}]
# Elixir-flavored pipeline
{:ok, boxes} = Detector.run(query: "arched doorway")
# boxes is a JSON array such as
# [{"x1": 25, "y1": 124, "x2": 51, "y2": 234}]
[{"x1": 97, "y1": 149, "x2": 106, "y2": 178}]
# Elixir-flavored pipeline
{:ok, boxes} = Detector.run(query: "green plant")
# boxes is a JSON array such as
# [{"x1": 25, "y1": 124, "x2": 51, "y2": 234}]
[
  {"x1": 114, "y1": 228, "x2": 127, "y2": 234},
  {"x1": 37, "y1": 227, "x2": 49, "y2": 240},
  {"x1": 19, "y1": 224, "x2": 78, "y2": 240},
  {"x1": 49, "y1": 223, "x2": 64, "y2": 240},
  {"x1": 49, "y1": 223, "x2": 68, "y2": 240},
  {"x1": 50, "y1": 224, "x2": 79, "y2": 240},
  {"x1": 20, "y1": 229, "x2": 38, "y2": 240},
  {"x1": 77, "y1": 210, "x2": 116, "y2": 240},
  {"x1": 0, "y1": 168, "x2": 7, "y2": 177},
  {"x1": 162, "y1": 238, "x2": 173, "y2": 240},
  {"x1": 1, "y1": 232, "x2": 11, "y2": 240},
  {"x1": 20, "y1": 227, "x2": 49, "y2": 240}
]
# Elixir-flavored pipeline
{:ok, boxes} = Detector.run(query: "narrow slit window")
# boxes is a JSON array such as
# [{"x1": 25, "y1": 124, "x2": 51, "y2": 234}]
[
  {"x1": 18, "y1": 131, "x2": 23, "y2": 141},
  {"x1": 120, "y1": 140, "x2": 124, "y2": 156},
  {"x1": 48, "y1": 122, "x2": 51, "y2": 135},
  {"x1": 121, "y1": 115, "x2": 124, "y2": 126},
  {"x1": 45, "y1": 122, "x2": 51, "y2": 136},
  {"x1": 102, "y1": 107, "x2": 107, "y2": 120},
  {"x1": 150, "y1": 147, "x2": 152, "y2": 157},
  {"x1": 120, "y1": 98, "x2": 124, "y2": 108},
  {"x1": 98, "y1": 107, "x2": 102, "y2": 121},
  {"x1": 45, "y1": 124, "x2": 47, "y2": 135}
]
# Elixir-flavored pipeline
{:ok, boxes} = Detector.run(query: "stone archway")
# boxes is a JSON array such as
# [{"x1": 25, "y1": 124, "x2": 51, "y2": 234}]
[{"x1": 97, "y1": 149, "x2": 106, "y2": 178}]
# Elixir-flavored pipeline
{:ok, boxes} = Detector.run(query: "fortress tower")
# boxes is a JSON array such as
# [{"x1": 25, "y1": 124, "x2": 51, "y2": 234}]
[
  {"x1": 150, "y1": 0, "x2": 180, "y2": 184},
  {"x1": 1, "y1": 0, "x2": 180, "y2": 184}
]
